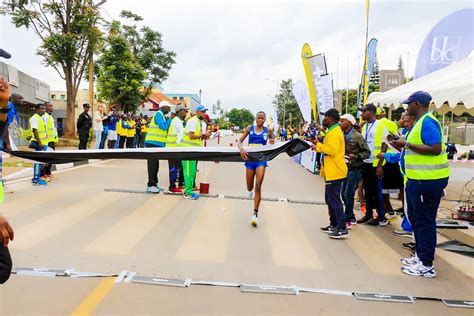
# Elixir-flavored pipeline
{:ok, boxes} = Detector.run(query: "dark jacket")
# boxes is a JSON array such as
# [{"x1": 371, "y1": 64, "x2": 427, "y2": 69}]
[
  {"x1": 344, "y1": 128, "x2": 370, "y2": 169},
  {"x1": 77, "y1": 112, "x2": 92, "y2": 134}
]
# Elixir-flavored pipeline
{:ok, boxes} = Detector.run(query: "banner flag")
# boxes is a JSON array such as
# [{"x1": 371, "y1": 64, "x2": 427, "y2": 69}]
[
  {"x1": 357, "y1": 38, "x2": 378, "y2": 114},
  {"x1": 306, "y1": 54, "x2": 334, "y2": 124},
  {"x1": 292, "y1": 80, "x2": 312, "y2": 124},
  {"x1": 301, "y1": 43, "x2": 318, "y2": 121},
  {"x1": 6, "y1": 139, "x2": 311, "y2": 164},
  {"x1": 414, "y1": 9, "x2": 474, "y2": 79}
]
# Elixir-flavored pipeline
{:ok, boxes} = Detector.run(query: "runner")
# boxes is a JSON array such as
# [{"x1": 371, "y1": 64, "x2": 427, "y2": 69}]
[{"x1": 238, "y1": 111, "x2": 274, "y2": 227}]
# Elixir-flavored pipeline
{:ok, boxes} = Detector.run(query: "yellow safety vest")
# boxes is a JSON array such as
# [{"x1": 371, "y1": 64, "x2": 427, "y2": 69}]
[
  {"x1": 29, "y1": 113, "x2": 48, "y2": 143},
  {"x1": 166, "y1": 116, "x2": 183, "y2": 147},
  {"x1": 145, "y1": 111, "x2": 168, "y2": 144},
  {"x1": 404, "y1": 112, "x2": 450, "y2": 180},
  {"x1": 126, "y1": 120, "x2": 136, "y2": 137},
  {"x1": 141, "y1": 118, "x2": 148, "y2": 133},
  {"x1": 116, "y1": 119, "x2": 124, "y2": 136},
  {"x1": 371, "y1": 118, "x2": 398, "y2": 167},
  {"x1": 45, "y1": 112, "x2": 58, "y2": 143},
  {"x1": 181, "y1": 116, "x2": 202, "y2": 147}
]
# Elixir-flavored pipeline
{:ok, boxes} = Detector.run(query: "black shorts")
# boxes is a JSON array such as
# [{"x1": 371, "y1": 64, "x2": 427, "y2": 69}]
[{"x1": 382, "y1": 162, "x2": 404, "y2": 193}]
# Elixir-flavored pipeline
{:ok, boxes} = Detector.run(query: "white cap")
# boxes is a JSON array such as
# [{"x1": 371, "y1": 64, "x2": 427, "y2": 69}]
[
  {"x1": 340, "y1": 113, "x2": 356, "y2": 125},
  {"x1": 159, "y1": 101, "x2": 171, "y2": 108}
]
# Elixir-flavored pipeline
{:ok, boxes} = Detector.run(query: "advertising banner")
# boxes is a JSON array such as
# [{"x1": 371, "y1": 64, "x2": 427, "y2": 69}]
[{"x1": 292, "y1": 80, "x2": 312, "y2": 124}]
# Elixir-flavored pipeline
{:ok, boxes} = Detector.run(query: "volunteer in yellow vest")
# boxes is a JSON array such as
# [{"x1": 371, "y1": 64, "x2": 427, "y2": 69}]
[
  {"x1": 181, "y1": 105, "x2": 210, "y2": 200},
  {"x1": 309, "y1": 109, "x2": 349, "y2": 239},
  {"x1": 357, "y1": 104, "x2": 386, "y2": 226},
  {"x1": 116, "y1": 113, "x2": 129, "y2": 149},
  {"x1": 125, "y1": 114, "x2": 136, "y2": 149},
  {"x1": 144, "y1": 101, "x2": 172, "y2": 193},
  {"x1": 0, "y1": 77, "x2": 14, "y2": 284},
  {"x1": 41, "y1": 101, "x2": 58, "y2": 181},
  {"x1": 391, "y1": 91, "x2": 449, "y2": 278},
  {"x1": 166, "y1": 104, "x2": 188, "y2": 193},
  {"x1": 139, "y1": 113, "x2": 148, "y2": 148},
  {"x1": 375, "y1": 107, "x2": 405, "y2": 221},
  {"x1": 29, "y1": 103, "x2": 48, "y2": 186}
]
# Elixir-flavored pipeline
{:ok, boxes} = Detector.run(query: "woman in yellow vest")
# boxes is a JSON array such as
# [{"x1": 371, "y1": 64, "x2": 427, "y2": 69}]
[
  {"x1": 125, "y1": 115, "x2": 136, "y2": 149},
  {"x1": 116, "y1": 114, "x2": 128, "y2": 149},
  {"x1": 391, "y1": 91, "x2": 449, "y2": 278},
  {"x1": 28, "y1": 103, "x2": 48, "y2": 186}
]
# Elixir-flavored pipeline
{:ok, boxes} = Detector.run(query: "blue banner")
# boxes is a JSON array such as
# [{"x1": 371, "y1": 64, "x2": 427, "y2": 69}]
[
  {"x1": 414, "y1": 8, "x2": 474, "y2": 79},
  {"x1": 357, "y1": 38, "x2": 378, "y2": 116}
]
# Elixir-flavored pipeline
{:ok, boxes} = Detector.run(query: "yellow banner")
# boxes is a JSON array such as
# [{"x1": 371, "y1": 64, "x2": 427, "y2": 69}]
[{"x1": 301, "y1": 43, "x2": 317, "y2": 122}]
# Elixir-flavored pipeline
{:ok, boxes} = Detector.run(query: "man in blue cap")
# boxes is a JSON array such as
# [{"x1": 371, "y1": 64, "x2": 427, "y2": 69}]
[{"x1": 391, "y1": 91, "x2": 449, "y2": 278}]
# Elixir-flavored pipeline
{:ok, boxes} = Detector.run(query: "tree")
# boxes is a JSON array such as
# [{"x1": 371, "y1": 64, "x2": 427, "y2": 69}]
[
  {"x1": 272, "y1": 79, "x2": 302, "y2": 128},
  {"x1": 226, "y1": 108, "x2": 254, "y2": 129},
  {"x1": 117, "y1": 10, "x2": 176, "y2": 85},
  {"x1": 338, "y1": 88, "x2": 359, "y2": 117},
  {"x1": 96, "y1": 25, "x2": 147, "y2": 113},
  {"x1": 397, "y1": 55, "x2": 404, "y2": 71},
  {"x1": 4, "y1": 0, "x2": 105, "y2": 138}
]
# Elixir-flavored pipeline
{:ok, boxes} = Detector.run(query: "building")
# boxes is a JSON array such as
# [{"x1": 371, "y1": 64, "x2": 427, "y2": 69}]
[
  {"x1": 138, "y1": 89, "x2": 181, "y2": 117},
  {"x1": 379, "y1": 69, "x2": 406, "y2": 92},
  {"x1": 166, "y1": 93, "x2": 201, "y2": 112},
  {"x1": 0, "y1": 61, "x2": 50, "y2": 145}
]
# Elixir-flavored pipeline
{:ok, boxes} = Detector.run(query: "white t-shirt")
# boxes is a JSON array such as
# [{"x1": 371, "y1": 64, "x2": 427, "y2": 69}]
[
  {"x1": 94, "y1": 111, "x2": 104, "y2": 131},
  {"x1": 362, "y1": 119, "x2": 387, "y2": 163},
  {"x1": 186, "y1": 118, "x2": 207, "y2": 134},
  {"x1": 172, "y1": 117, "x2": 185, "y2": 144}
]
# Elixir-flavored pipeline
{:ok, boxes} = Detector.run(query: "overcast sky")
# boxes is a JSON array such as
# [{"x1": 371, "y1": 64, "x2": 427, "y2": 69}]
[{"x1": 0, "y1": 0, "x2": 471, "y2": 115}]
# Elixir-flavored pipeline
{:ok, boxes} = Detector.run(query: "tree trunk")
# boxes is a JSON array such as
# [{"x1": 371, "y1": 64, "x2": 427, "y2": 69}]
[{"x1": 64, "y1": 74, "x2": 77, "y2": 139}]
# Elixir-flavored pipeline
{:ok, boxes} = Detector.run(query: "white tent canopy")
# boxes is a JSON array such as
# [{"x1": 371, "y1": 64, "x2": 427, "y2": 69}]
[{"x1": 367, "y1": 57, "x2": 474, "y2": 115}]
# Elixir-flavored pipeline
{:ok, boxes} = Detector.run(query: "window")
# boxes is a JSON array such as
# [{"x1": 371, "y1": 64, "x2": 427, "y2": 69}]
[
  {"x1": 173, "y1": 97, "x2": 177, "y2": 100},
  {"x1": 179, "y1": 97, "x2": 184, "y2": 100},
  {"x1": 51, "y1": 94, "x2": 56, "y2": 99},
  {"x1": 60, "y1": 95, "x2": 65, "y2": 100},
  {"x1": 94, "y1": 94, "x2": 97, "y2": 99}
]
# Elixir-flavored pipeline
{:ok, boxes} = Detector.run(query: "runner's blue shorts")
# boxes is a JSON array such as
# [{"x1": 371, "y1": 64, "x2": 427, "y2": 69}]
[{"x1": 244, "y1": 161, "x2": 268, "y2": 170}]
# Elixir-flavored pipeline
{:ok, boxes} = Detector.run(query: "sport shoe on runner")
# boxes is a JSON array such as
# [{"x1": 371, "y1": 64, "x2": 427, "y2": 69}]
[
  {"x1": 146, "y1": 186, "x2": 161, "y2": 193},
  {"x1": 393, "y1": 229, "x2": 413, "y2": 238},
  {"x1": 168, "y1": 187, "x2": 183, "y2": 194},
  {"x1": 40, "y1": 176, "x2": 51, "y2": 182},
  {"x1": 385, "y1": 212, "x2": 398, "y2": 221},
  {"x1": 251, "y1": 214, "x2": 258, "y2": 227},
  {"x1": 401, "y1": 262, "x2": 436, "y2": 278},
  {"x1": 320, "y1": 225, "x2": 335, "y2": 233},
  {"x1": 357, "y1": 214, "x2": 372, "y2": 224},
  {"x1": 401, "y1": 254, "x2": 420, "y2": 266},
  {"x1": 329, "y1": 229, "x2": 349, "y2": 239},
  {"x1": 402, "y1": 242, "x2": 416, "y2": 251},
  {"x1": 345, "y1": 222, "x2": 352, "y2": 230},
  {"x1": 32, "y1": 179, "x2": 48, "y2": 186},
  {"x1": 184, "y1": 192, "x2": 200, "y2": 200},
  {"x1": 367, "y1": 218, "x2": 388, "y2": 227}
]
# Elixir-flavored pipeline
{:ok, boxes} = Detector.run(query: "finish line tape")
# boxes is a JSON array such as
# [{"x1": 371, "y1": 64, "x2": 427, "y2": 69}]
[{"x1": 11, "y1": 266, "x2": 474, "y2": 309}]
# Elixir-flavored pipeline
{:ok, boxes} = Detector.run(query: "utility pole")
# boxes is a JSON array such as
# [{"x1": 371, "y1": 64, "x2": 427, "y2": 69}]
[
  {"x1": 88, "y1": 0, "x2": 94, "y2": 114},
  {"x1": 346, "y1": 56, "x2": 349, "y2": 114},
  {"x1": 406, "y1": 52, "x2": 410, "y2": 82}
]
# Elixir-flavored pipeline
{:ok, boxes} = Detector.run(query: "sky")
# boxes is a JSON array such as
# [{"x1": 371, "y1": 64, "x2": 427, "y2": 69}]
[{"x1": 0, "y1": 0, "x2": 471, "y2": 116}]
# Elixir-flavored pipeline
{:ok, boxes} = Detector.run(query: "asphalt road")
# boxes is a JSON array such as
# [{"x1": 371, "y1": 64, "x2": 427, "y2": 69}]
[{"x1": 0, "y1": 138, "x2": 472, "y2": 315}]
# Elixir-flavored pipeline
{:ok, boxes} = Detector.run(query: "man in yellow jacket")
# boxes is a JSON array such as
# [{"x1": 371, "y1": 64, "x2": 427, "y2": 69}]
[{"x1": 309, "y1": 109, "x2": 348, "y2": 239}]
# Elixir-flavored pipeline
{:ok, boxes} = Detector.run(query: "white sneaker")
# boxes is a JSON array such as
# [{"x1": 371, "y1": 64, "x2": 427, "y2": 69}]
[
  {"x1": 251, "y1": 214, "x2": 258, "y2": 227},
  {"x1": 248, "y1": 191, "x2": 254, "y2": 199},
  {"x1": 401, "y1": 261, "x2": 436, "y2": 278},
  {"x1": 401, "y1": 254, "x2": 420, "y2": 266},
  {"x1": 146, "y1": 186, "x2": 161, "y2": 193}
]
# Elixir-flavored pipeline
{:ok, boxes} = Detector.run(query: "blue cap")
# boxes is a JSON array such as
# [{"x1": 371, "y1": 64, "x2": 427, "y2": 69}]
[
  {"x1": 195, "y1": 105, "x2": 208, "y2": 112},
  {"x1": 402, "y1": 91, "x2": 432, "y2": 105}
]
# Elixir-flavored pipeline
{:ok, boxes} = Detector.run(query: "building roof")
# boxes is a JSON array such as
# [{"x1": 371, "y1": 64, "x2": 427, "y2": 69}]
[{"x1": 148, "y1": 91, "x2": 181, "y2": 106}]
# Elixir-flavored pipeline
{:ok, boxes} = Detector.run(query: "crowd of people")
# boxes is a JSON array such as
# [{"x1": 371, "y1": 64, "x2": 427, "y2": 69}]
[{"x1": 307, "y1": 90, "x2": 449, "y2": 278}]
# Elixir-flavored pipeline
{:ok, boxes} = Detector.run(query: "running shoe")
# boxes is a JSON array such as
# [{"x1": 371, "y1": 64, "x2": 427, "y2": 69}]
[
  {"x1": 402, "y1": 242, "x2": 416, "y2": 251},
  {"x1": 345, "y1": 222, "x2": 352, "y2": 230},
  {"x1": 366, "y1": 218, "x2": 388, "y2": 227},
  {"x1": 40, "y1": 176, "x2": 51, "y2": 182},
  {"x1": 350, "y1": 218, "x2": 357, "y2": 225},
  {"x1": 394, "y1": 207, "x2": 404, "y2": 215},
  {"x1": 168, "y1": 187, "x2": 183, "y2": 194},
  {"x1": 329, "y1": 229, "x2": 349, "y2": 239},
  {"x1": 393, "y1": 230, "x2": 413, "y2": 238},
  {"x1": 360, "y1": 204, "x2": 367, "y2": 213},
  {"x1": 320, "y1": 225, "x2": 335, "y2": 233},
  {"x1": 401, "y1": 254, "x2": 420, "y2": 266},
  {"x1": 184, "y1": 192, "x2": 200, "y2": 200},
  {"x1": 356, "y1": 214, "x2": 372, "y2": 224},
  {"x1": 401, "y1": 262, "x2": 436, "y2": 278},
  {"x1": 146, "y1": 186, "x2": 161, "y2": 193},
  {"x1": 32, "y1": 179, "x2": 48, "y2": 186},
  {"x1": 385, "y1": 212, "x2": 398, "y2": 221},
  {"x1": 251, "y1": 214, "x2": 258, "y2": 227}
]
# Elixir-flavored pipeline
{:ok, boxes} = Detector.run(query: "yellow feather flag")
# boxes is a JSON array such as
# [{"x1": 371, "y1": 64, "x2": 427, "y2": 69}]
[{"x1": 301, "y1": 43, "x2": 317, "y2": 122}]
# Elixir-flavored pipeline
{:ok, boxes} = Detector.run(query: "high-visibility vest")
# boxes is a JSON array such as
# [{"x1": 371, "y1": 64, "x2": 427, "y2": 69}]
[
  {"x1": 404, "y1": 112, "x2": 449, "y2": 180},
  {"x1": 166, "y1": 116, "x2": 183, "y2": 147},
  {"x1": 116, "y1": 119, "x2": 125, "y2": 136},
  {"x1": 372, "y1": 118, "x2": 398, "y2": 167},
  {"x1": 145, "y1": 111, "x2": 167, "y2": 144},
  {"x1": 29, "y1": 113, "x2": 48, "y2": 143},
  {"x1": 45, "y1": 112, "x2": 58, "y2": 143},
  {"x1": 181, "y1": 116, "x2": 202, "y2": 147},
  {"x1": 126, "y1": 120, "x2": 136, "y2": 137},
  {"x1": 141, "y1": 118, "x2": 148, "y2": 133}
]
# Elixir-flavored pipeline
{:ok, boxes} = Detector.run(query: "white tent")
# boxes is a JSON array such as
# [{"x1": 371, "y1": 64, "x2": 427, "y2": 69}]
[{"x1": 367, "y1": 57, "x2": 474, "y2": 115}]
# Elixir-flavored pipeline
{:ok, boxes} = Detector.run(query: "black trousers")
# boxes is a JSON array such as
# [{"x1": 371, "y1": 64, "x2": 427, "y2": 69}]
[
  {"x1": 146, "y1": 143, "x2": 162, "y2": 187},
  {"x1": 325, "y1": 179, "x2": 346, "y2": 230},
  {"x1": 118, "y1": 135, "x2": 126, "y2": 149},
  {"x1": 0, "y1": 244, "x2": 12, "y2": 284},
  {"x1": 126, "y1": 137, "x2": 134, "y2": 149},
  {"x1": 168, "y1": 159, "x2": 184, "y2": 189},
  {"x1": 78, "y1": 131, "x2": 89, "y2": 150},
  {"x1": 42, "y1": 142, "x2": 55, "y2": 176},
  {"x1": 362, "y1": 163, "x2": 382, "y2": 218}
]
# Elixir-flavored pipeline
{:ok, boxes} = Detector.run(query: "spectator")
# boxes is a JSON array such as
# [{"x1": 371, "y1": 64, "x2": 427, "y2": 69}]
[
  {"x1": 106, "y1": 106, "x2": 118, "y2": 149},
  {"x1": 41, "y1": 101, "x2": 58, "y2": 181},
  {"x1": 446, "y1": 142, "x2": 457, "y2": 160},
  {"x1": 139, "y1": 113, "x2": 148, "y2": 148},
  {"x1": 166, "y1": 104, "x2": 188, "y2": 193},
  {"x1": 28, "y1": 103, "x2": 48, "y2": 186},
  {"x1": 126, "y1": 114, "x2": 136, "y2": 149},
  {"x1": 77, "y1": 103, "x2": 92, "y2": 149},
  {"x1": 93, "y1": 104, "x2": 106, "y2": 149}
]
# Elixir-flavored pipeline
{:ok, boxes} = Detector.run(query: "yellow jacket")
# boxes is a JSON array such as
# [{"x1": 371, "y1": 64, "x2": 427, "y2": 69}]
[{"x1": 315, "y1": 124, "x2": 348, "y2": 181}]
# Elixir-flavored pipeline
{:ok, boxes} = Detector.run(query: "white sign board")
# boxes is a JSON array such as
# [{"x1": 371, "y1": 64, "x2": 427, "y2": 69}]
[
  {"x1": 7, "y1": 64, "x2": 19, "y2": 87},
  {"x1": 35, "y1": 79, "x2": 50, "y2": 102}
]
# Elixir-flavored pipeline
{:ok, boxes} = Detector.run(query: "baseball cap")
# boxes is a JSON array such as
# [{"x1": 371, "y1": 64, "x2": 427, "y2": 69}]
[
  {"x1": 340, "y1": 113, "x2": 356, "y2": 125},
  {"x1": 159, "y1": 101, "x2": 171, "y2": 108},
  {"x1": 358, "y1": 103, "x2": 377, "y2": 113},
  {"x1": 195, "y1": 105, "x2": 208, "y2": 112},
  {"x1": 402, "y1": 91, "x2": 432, "y2": 105},
  {"x1": 174, "y1": 104, "x2": 188, "y2": 113},
  {"x1": 321, "y1": 108, "x2": 340, "y2": 120}
]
